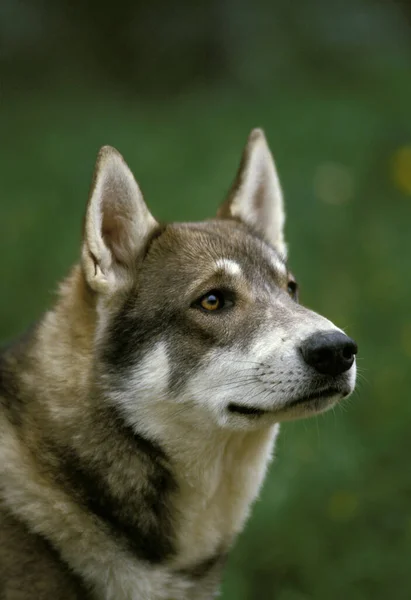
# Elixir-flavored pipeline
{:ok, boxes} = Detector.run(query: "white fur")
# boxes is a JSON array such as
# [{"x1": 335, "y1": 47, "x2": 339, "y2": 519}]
[
  {"x1": 214, "y1": 258, "x2": 242, "y2": 277},
  {"x1": 268, "y1": 251, "x2": 287, "y2": 276}
]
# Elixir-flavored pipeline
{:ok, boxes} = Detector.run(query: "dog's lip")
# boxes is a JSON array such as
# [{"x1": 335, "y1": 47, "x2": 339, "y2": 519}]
[
  {"x1": 227, "y1": 403, "x2": 267, "y2": 417},
  {"x1": 228, "y1": 386, "x2": 348, "y2": 417},
  {"x1": 287, "y1": 386, "x2": 346, "y2": 408}
]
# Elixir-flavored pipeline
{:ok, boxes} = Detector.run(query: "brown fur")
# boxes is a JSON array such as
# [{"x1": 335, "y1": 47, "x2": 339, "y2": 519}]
[{"x1": 0, "y1": 505, "x2": 89, "y2": 599}]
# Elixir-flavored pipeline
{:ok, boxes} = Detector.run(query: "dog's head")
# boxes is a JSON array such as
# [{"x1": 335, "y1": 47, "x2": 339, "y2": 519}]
[{"x1": 82, "y1": 129, "x2": 357, "y2": 433}]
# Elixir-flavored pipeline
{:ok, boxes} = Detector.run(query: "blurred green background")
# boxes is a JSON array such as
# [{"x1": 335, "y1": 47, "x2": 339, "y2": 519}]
[{"x1": 1, "y1": 1, "x2": 411, "y2": 598}]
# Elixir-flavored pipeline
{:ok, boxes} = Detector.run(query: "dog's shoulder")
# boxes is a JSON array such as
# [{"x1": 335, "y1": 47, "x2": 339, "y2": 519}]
[
  {"x1": 0, "y1": 324, "x2": 39, "y2": 427},
  {"x1": 0, "y1": 503, "x2": 91, "y2": 599},
  {"x1": 1, "y1": 330, "x2": 89, "y2": 599}
]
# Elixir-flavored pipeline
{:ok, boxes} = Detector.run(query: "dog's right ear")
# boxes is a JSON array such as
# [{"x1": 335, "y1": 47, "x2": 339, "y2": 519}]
[
  {"x1": 217, "y1": 129, "x2": 286, "y2": 256},
  {"x1": 82, "y1": 146, "x2": 158, "y2": 293}
]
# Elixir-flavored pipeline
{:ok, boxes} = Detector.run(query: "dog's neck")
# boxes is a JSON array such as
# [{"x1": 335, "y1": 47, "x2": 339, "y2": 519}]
[
  {"x1": 161, "y1": 416, "x2": 278, "y2": 569},
  {"x1": 107, "y1": 343, "x2": 279, "y2": 569}
]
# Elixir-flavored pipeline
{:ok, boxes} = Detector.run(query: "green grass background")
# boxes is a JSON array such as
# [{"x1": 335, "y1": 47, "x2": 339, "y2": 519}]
[{"x1": 1, "y1": 47, "x2": 411, "y2": 598}]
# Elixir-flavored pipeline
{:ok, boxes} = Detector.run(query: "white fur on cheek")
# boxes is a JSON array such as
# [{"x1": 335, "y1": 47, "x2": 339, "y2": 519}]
[
  {"x1": 105, "y1": 342, "x2": 171, "y2": 432},
  {"x1": 181, "y1": 349, "x2": 267, "y2": 429}
]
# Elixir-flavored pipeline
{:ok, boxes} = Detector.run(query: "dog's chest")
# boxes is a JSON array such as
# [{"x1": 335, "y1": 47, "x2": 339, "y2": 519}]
[
  {"x1": 91, "y1": 563, "x2": 214, "y2": 600},
  {"x1": 171, "y1": 425, "x2": 279, "y2": 570},
  {"x1": 93, "y1": 427, "x2": 278, "y2": 600}
]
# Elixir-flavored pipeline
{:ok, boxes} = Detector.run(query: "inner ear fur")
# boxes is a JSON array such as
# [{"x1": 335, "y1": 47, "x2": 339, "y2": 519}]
[{"x1": 82, "y1": 146, "x2": 158, "y2": 294}]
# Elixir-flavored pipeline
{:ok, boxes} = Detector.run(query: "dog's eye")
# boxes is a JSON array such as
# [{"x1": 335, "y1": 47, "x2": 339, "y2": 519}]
[
  {"x1": 287, "y1": 280, "x2": 299, "y2": 301},
  {"x1": 194, "y1": 290, "x2": 234, "y2": 312},
  {"x1": 201, "y1": 293, "x2": 221, "y2": 311}
]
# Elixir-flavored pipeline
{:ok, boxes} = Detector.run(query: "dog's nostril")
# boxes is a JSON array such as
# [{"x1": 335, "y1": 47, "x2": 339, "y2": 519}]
[{"x1": 300, "y1": 331, "x2": 357, "y2": 377}]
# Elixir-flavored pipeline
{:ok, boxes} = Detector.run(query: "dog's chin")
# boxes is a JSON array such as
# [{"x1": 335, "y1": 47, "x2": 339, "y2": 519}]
[
  {"x1": 278, "y1": 386, "x2": 347, "y2": 421},
  {"x1": 227, "y1": 385, "x2": 352, "y2": 423}
]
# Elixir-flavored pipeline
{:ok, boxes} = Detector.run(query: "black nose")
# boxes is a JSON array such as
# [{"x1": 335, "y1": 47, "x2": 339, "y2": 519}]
[{"x1": 300, "y1": 331, "x2": 357, "y2": 376}]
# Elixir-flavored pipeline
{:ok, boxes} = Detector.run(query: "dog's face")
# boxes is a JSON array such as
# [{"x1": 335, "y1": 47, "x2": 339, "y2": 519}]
[{"x1": 82, "y1": 130, "x2": 357, "y2": 433}]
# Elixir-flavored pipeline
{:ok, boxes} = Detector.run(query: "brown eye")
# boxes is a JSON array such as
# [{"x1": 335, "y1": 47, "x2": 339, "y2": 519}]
[
  {"x1": 194, "y1": 289, "x2": 234, "y2": 312},
  {"x1": 287, "y1": 280, "x2": 299, "y2": 301},
  {"x1": 201, "y1": 292, "x2": 221, "y2": 311}
]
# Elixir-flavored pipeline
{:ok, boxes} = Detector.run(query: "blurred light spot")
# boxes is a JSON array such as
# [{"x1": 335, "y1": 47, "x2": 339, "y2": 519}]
[
  {"x1": 391, "y1": 146, "x2": 411, "y2": 195},
  {"x1": 314, "y1": 162, "x2": 354, "y2": 205},
  {"x1": 401, "y1": 322, "x2": 411, "y2": 359},
  {"x1": 327, "y1": 490, "x2": 358, "y2": 521}
]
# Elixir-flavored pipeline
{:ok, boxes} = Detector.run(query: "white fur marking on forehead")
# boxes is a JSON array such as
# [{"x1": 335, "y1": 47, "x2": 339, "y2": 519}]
[
  {"x1": 268, "y1": 252, "x2": 287, "y2": 277},
  {"x1": 215, "y1": 258, "x2": 242, "y2": 277}
]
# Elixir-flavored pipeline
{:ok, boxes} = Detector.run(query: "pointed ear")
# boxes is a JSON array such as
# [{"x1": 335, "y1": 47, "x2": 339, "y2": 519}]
[
  {"x1": 82, "y1": 146, "x2": 158, "y2": 293},
  {"x1": 217, "y1": 129, "x2": 286, "y2": 255}
]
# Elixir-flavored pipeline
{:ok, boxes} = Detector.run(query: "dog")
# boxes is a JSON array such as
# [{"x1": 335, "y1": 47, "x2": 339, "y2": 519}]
[{"x1": 0, "y1": 129, "x2": 357, "y2": 599}]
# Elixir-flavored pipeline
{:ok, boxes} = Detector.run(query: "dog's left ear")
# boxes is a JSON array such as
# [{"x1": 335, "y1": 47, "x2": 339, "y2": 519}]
[
  {"x1": 82, "y1": 146, "x2": 158, "y2": 293},
  {"x1": 218, "y1": 128, "x2": 286, "y2": 256}
]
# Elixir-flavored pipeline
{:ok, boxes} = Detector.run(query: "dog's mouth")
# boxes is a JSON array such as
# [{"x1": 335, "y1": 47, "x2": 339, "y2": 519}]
[
  {"x1": 228, "y1": 386, "x2": 348, "y2": 418},
  {"x1": 287, "y1": 386, "x2": 345, "y2": 408},
  {"x1": 227, "y1": 404, "x2": 267, "y2": 417}
]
